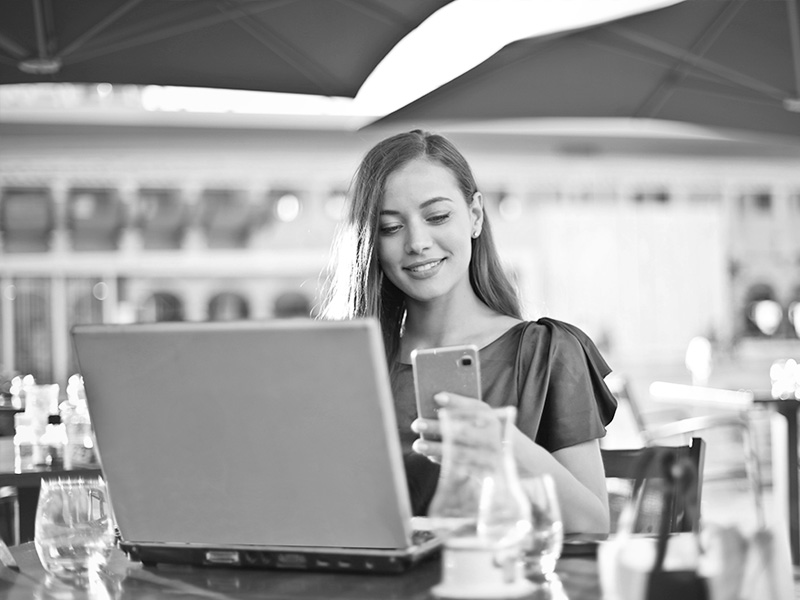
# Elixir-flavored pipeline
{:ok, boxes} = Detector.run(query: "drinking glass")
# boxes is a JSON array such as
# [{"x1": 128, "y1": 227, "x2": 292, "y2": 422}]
[
  {"x1": 520, "y1": 474, "x2": 564, "y2": 577},
  {"x1": 528, "y1": 573, "x2": 568, "y2": 600},
  {"x1": 34, "y1": 476, "x2": 116, "y2": 584}
]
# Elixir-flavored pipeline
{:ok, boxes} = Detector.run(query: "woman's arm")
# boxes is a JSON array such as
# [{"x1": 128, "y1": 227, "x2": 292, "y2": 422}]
[
  {"x1": 511, "y1": 431, "x2": 610, "y2": 534},
  {"x1": 411, "y1": 392, "x2": 610, "y2": 535}
]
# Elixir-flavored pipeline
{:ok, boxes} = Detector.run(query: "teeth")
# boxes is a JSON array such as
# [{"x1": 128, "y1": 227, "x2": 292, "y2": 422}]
[{"x1": 409, "y1": 260, "x2": 442, "y2": 273}]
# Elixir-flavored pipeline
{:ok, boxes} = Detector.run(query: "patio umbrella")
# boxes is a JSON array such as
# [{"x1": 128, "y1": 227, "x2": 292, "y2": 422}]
[
  {"x1": 367, "y1": 0, "x2": 800, "y2": 141},
  {"x1": 0, "y1": 0, "x2": 454, "y2": 98}
]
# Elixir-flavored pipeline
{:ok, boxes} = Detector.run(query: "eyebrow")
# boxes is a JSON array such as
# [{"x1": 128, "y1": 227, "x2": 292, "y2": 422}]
[{"x1": 379, "y1": 196, "x2": 453, "y2": 216}]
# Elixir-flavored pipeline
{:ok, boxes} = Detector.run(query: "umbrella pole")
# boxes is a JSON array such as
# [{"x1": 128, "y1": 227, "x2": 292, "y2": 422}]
[
  {"x1": 787, "y1": 0, "x2": 800, "y2": 103},
  {"x1": 31, "y1": 0, "x2": 48, "y2": 61},
  {"x1": 17, "y1": 0, "x2": 61, "y2": 75}
]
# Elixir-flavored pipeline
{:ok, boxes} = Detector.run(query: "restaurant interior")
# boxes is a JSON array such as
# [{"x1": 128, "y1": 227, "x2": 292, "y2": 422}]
[{"x1": 1, "y1": 0, "x2": 800, "y2": 598}]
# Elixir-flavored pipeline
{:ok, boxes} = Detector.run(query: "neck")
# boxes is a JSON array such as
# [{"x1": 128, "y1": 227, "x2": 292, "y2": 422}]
[{"x1": 401, "y1": 286, "x2": 495, "y2": 357}]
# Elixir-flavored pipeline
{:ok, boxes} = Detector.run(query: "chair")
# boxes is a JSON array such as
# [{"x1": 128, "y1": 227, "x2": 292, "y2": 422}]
[
  {"x1": 602, "y1": 374, "x2": 701, "y2": 448},
  {"x1": 605, "y1": 374, "x2": 759, "y2": 483},
  {"x1": 601, "y1": 437, "x2": 706, "y2": 534},
  {"x1": 603, "y1": 376, "x2": 769, "y2": 538},
  {"x1": 0, "y1": 486, "x2": 18, "y2": 546}
]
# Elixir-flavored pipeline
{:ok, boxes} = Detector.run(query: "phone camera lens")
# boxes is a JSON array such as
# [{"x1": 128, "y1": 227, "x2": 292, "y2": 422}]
[{"x1": 460, "y1": 357, "x2": 473, "y2": 366}]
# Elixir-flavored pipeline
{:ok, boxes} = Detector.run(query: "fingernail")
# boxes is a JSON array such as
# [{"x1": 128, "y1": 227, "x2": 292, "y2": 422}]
[
  {"x1": 434, "y1": 393, "x2": 449, "y2": 405},
  {"x1": 413, "y1": 440, "x2": 429, "y2": 453},
  {"x1": 413, "y1": 420, "x2": 428, "y2": 432}
]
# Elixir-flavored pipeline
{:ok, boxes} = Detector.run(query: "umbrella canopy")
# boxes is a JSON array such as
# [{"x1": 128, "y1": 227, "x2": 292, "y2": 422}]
[
  {"x1": 367, "y1": 0, "x2": 800, "y2": 140},
  {"x1": 0, "y1": 0, "x2": 454, "y2": 98}
]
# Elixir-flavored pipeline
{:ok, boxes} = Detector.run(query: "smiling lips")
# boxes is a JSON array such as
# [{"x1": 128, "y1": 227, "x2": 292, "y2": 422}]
[{"x1": 405, "y1": 258, "x2": 444, "y2": 277}]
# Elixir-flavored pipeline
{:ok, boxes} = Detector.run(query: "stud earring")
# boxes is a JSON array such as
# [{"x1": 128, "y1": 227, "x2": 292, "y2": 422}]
[{"x1": 472, "y1": 229, "x2": 481, "y2": 238}]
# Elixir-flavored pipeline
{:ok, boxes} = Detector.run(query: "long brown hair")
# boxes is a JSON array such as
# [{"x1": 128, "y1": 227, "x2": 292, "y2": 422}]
[{"x1": 319, "y1": 130, "x2": 521, "y2": 365}]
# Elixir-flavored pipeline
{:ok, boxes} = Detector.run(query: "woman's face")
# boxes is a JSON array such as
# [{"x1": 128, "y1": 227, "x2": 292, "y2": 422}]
[{"x1": 377, "y1": 157, "x2": 483, "y2": 305}]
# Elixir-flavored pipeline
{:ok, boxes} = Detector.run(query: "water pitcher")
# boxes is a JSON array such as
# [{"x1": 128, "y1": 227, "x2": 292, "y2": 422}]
[{"x1": 429, "y1": 405, "x2": 534, "y2": 599}]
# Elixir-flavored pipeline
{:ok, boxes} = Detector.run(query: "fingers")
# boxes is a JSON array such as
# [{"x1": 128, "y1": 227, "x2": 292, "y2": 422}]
[
  {"x1": 411, "y1": 394, "x2": 500, "y2": 466},
  {"x1": 412, "y1": 437, "x2": 442, "y2": 464},
  {"x1": 411, "y1": 417, "x2": 441, "y2": 437},
  {"x1": 433, "y1": 392, "x2": 489, "y2": 411},
  {"x1": 436, "y1": 396, "x2": 501, "y2": 453},
  {"x1": 413, "y1": 435, "x2": 497, "y2": 472},
  {"x1": 411, "y1": 418, "x2": 443, "y2": 462}
]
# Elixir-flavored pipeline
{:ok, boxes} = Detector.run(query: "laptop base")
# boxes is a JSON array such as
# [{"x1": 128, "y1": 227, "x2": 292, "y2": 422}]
[{"x1": 123, "y1": 542, "x2": 440, "y2": 574}]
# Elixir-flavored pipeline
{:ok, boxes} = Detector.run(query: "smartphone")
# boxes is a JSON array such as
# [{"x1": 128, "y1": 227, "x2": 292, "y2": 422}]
[{"x1": 411, "y1": 345, "x2": 482, "y2": 439}]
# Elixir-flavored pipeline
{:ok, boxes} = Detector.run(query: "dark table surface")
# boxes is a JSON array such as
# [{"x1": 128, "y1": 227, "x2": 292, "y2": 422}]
[{"x1": 1, "y1": 542, "x2": 603, "y2": 600}]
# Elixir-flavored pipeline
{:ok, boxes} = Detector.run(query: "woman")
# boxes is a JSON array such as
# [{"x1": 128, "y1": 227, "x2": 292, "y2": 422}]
[{"x1": 320, "y1": 130, "x2": 615, "y2": 534}]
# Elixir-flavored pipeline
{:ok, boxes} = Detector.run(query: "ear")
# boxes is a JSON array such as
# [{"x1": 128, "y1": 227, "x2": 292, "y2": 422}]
[{"x1": 469, "y1": 192, "x2": 484, "y2": 235}]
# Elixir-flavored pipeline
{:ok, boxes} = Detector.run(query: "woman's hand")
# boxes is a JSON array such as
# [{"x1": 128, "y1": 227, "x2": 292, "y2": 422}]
[{"x1": 410, "y1": 392, "x2": 496, "y2": 467}]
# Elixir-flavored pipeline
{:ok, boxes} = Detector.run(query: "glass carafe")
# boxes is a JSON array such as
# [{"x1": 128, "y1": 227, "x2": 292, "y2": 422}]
[{"x1": 429, "y1": 405, "x2": 534, "y2": 599}]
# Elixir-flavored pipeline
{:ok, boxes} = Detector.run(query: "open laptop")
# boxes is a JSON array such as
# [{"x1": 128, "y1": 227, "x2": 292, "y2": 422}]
[{"x1": 71, "y1": 318, "x2": 441, "y2": 573}]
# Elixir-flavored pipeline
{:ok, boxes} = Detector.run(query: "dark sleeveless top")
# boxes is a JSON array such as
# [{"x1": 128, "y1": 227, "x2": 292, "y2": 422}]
[{"x1": 392, "y1": 318, "x2": 618, "y2": 515}]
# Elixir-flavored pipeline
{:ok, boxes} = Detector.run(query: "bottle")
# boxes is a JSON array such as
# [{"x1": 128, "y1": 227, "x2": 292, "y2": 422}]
[
  {"x1": 40, "y1": 418, "x2": 67, "y2": 469},
  {"x1": 62, "y1": 400, "x2": 97, "y2": 470},
  {"x1": 62, "y1": 374, "x2": 99, "y2": 470},
  {"x1": 14, "y1": 413, "x2": 36, "y2": 471}
]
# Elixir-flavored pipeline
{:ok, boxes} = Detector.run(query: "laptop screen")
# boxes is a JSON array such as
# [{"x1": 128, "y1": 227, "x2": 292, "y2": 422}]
[{"x1": 72, "y1": 318, "x2": 414, "y2": 551}]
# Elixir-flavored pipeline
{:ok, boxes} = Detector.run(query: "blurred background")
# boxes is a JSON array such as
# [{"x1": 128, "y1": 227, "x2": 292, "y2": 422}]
[
  {"x1": 0, "y1": 0, "x2": 799, "y2": 452},
  {"x1": 1, "y1": 0, "x2": 800, "y2": 556},
  {"x1": 3, "y1": 80, "x2": 798, "y2": 394}
]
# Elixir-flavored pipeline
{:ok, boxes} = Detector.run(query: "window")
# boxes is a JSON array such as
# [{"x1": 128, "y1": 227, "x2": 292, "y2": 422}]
[
  {"x1": 66, "y1": 278, "x2": 105, "y2": 373},
  {"x1": 754, "y1": 193, "x2": 772, "y2": 211},
  {"x1": 137, "y1": 188, "x2": 186, "y2": 250},
  {"x1": 208, "y1": 292, "x2": 249, "y2": 321},
  {"x1": 12, "y1": 278, "x2": 53, "y2": 382},
  {"x1": 272, "y1": 291, "x2": 311, "y2": 319},
  {"x1": 0, "y1": 188, "x2": 53, "y2": 253},
  {"x1": 199, "y1": 189, "x2": 255, "y2": 249},
  {"x1": 739, "y1": 191, "x2": 772, "y2": 214},
  {"x1": 138, "y1": 292, "x2": 184, "y2": 322},
  {"x1": 743, "y1": 284, "x2": 781, "y2": 337},
  {"x1": 67, "y1": 188, "x2": 124, "y2": 251},
  {"x1": 633, "y1": 188, "x2": 670, "y2": 204}
]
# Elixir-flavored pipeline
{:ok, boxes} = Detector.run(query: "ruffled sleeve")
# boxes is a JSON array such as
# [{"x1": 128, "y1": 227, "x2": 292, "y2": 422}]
[{"x1": 515, "y1": 318, "x2": 617, "y2": 452}]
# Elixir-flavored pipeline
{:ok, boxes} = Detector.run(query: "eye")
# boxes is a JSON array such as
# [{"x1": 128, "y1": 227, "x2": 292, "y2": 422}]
[
  {"x1": 426, "y1": 211, "x2": 451, "y2": 225},
  {"x1": 379, "y1": 222, "x2": 402, "y2": 235}
]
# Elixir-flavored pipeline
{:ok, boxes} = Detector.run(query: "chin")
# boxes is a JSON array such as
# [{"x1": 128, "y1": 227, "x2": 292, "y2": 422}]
[{"x1": 403, "y1": 283, "x2": 458, "y2": 304}]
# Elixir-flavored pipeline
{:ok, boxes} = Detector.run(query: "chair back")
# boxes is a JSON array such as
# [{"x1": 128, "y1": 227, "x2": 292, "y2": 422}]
[{"x1": 601, "y1": 437, "x2": 705, "y2": 533}]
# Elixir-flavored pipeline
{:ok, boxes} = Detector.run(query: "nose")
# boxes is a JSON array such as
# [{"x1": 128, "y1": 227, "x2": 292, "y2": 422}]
[{"x1": 404, "y1": 221, "x2": 432, "y2": 255}]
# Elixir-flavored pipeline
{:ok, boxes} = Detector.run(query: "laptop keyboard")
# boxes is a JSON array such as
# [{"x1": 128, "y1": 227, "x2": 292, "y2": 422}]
[{"x1": 411, "y1": 528, "x2": 438, "y2": 547}]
